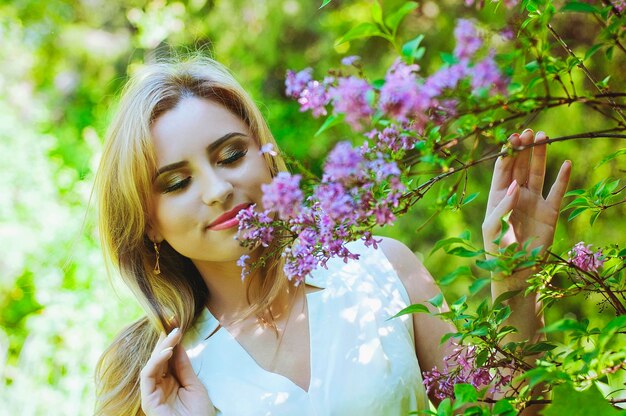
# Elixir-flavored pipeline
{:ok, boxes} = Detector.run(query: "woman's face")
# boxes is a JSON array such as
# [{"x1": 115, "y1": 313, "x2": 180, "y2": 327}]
[{"x1": 148, "y1": 96, "x2": 272, "y2": 263}]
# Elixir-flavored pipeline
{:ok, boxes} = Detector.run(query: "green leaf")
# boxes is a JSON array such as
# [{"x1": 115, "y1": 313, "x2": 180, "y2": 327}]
[
  {"x1": 314, "y1": 113, "x2": 344, "y2": 136},
  {"x1": 430, "y1": 236, "x2": 470, "y2": 256},
  {"x1": 461, "y1": 192, "x2": 479, "y2": 206},
  {"x1": 493, "y1": 290, "x2": 521, "y2": 307},
  {"x1": 542, "y1": 383, "x2": 622, "y2": 416},
  {"x1": 389, "y1": 303, "x2": 430, "y2": 319},
  {"x1": 319, "y1": 0, "x2": 332, "y2": 9},
  {"x1": 469, "y1": 278, "x2": 491, "y2": 295},
  {"x1": 371, "y1": 0, "x2": 384, "y2": 27},
  {"x1": 524, "y1": 60, "x2": 540, "y2": 72},
  {"x1": 428, "y1": 293, "x2": 444, "y2": 308},
  {"x1": 336, "y1": 22, "x2": 384, "y2": 45},
  {"x1": 492, "y1": 399, "x2": 516, "y2": 415},
  {"x1": 440, "y1": 52, "x2": 458, "y2": 65},
  {"x1": 453, "y1": 383, "x2": 478, "y2": 407},
  {"x1": 560, "y1": 1, "x2": 600, "y2": 13},
  {"x1": 385, "y1": 1, "x2": 418, "y2": 34},
  {"x1": 447, "y1": 246, "x2": 484, "y2": 257},
  {"x1": 524, "y1": 341, "x2": 557, "y2": 354},
  {"x1": 595, "y1": 148, "x2": 626, "y2": 168},
  {"x1": 584, "y1": 43, "x2": 604, "y2": 61},
  {"x1": 565, "y1": 189, "x2": 585, "y2": 197},
  {"x1": 439, "y1": 266, "x2": 473, "y2": 285},
  {"x1": 437, "y1": 398, "x2": 453, "y2": 416},
  {"x1": 401, "y1": 34, "x2": 425, "y2": 60},
  {"x1": 567, "y1": 206, "x2": 588, "y2": 221}
]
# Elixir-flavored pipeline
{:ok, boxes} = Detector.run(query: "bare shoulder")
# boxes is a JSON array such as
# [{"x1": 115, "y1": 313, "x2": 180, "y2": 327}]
[{"x1": 377, "y1": 236, "x2": 441, "y2": 303}]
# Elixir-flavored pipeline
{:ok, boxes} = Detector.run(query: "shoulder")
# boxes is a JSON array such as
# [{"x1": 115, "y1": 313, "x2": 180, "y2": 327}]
[{"x1": 377, "y1": 236, "x2": 440, "y2": 304}]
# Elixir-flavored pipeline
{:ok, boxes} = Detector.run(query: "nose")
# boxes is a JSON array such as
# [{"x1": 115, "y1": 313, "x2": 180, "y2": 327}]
[{"x1": 200, "y1": 167, "x2": 234, "y2": 206}]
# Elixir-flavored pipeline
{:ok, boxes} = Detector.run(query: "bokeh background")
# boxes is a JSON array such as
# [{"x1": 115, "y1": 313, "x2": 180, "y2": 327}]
[{"x1": 0, "y1": 0, "x2": 623, "y2": 414}]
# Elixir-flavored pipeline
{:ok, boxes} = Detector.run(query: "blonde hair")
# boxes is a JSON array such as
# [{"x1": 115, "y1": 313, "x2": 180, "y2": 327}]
[{"x1": 94, "y1": 58, "x2": 288, "y2": 415}]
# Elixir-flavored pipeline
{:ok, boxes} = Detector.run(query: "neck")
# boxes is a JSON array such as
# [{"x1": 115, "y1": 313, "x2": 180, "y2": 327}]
[{"x1": 193, "y1": 254, "x2": 293, "y2": 324}]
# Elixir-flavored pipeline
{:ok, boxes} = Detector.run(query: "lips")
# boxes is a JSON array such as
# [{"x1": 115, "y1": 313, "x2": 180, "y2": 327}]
[{"x1": 206, "y1": 203, "x2": 253, "y2": 231}]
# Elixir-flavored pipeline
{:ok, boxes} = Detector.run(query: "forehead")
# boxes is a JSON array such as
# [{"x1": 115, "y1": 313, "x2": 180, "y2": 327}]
[{"x1": 150, "y1": 97, "x2": 250, "y2": 164}]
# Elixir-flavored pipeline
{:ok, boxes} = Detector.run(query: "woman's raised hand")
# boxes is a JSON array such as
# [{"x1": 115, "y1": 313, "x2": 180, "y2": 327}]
[
  {"x1": 482, "y1": 129, "x2": 572, "y2": 265},
  {"x1": 140, "y1": 328, "x2": 215, "y2": 416}
]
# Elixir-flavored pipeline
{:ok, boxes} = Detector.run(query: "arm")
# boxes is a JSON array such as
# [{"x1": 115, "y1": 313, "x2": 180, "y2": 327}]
[
  {"x1": 378, "y1": 237, "x2": 455, "y2": 397},
  {"x1": 482, "y1": 129, "x2": 571, "y2": 345}
]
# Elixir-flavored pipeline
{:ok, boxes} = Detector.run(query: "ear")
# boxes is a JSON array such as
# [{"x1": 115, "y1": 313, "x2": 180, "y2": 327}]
[{"x1": 145, "y1": 222, "x2": 162, "y2": 243}]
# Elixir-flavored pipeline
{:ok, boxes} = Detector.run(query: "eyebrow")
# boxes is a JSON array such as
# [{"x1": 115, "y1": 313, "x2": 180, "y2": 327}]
[{"x1": 155, "y1": 132, "x2": 248, "y2": 176}]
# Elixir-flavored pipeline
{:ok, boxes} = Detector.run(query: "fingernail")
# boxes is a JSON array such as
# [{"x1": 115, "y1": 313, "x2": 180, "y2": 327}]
[
  {"x1": 161, "y1": 346, "x2": 174, "y2": 355},
  {"x1": 507, "y1": 180, "x2": 518, "y2": 196},
  {"x1": 535, "y1": 131, "x2": 546, "y2": 142},
  {"x1": 168, "y1": 327, "x2": 179, "y2": 337},
  {"x1": 522, "y1": 128, "x2": 533, "y2": 136}
]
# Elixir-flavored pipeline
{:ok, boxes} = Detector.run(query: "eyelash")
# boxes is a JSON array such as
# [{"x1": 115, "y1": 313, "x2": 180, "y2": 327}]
[
  {"x1": 218, "y1": 149, "x2": 247, "y2": 165},
  {"x1": 161, "y1": 149, "x2": 247, "y2": 194}
]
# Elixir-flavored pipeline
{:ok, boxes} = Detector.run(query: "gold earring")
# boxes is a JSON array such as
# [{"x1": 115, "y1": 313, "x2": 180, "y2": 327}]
[{"x1": 153, "y1": 241, "x2": 161, "y2": 275}]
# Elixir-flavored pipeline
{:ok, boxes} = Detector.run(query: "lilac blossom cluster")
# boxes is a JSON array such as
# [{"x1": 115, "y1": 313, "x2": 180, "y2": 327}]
[
  {"x1": 236, "y1": 141, "x2": 405, "y2": 282},
  {"x1": 422, "y1": 341, "x2": 517, "y2": 401},
  {"x1": 568, "y1": 242, "x2": 605, "y2": 273},
  {"x1": 285, "y1": 19, "x2": 509, "y2": 131}
]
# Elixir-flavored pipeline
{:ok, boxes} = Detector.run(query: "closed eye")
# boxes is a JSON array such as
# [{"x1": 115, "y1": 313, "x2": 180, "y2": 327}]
[
  {"x1": 218, "y1": 149, "x2": 247, "y2": 165},
  {"x1": 162, "y1": 176, "x2": 191, "y2": 194}
]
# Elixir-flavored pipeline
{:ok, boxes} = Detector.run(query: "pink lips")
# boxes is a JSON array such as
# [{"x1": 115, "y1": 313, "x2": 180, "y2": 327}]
[{"x1": 206, "y1": 203, "x2": 252, "y2": 231}]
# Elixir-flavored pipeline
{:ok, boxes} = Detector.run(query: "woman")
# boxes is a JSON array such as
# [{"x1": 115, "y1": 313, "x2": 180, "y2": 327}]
[{"x1": 94, "y1": 58, "x2": 571, "y2": 415}]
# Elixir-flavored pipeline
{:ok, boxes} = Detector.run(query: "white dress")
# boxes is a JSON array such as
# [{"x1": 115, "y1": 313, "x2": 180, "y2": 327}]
[{"x1": 183, "y1": 241, "x2": 429, "y2": 415}]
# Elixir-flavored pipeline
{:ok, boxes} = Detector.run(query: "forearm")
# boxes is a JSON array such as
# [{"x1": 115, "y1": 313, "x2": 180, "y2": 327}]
[{"x1": 491, "y1": 268, "x2": 544, "y2": 346}]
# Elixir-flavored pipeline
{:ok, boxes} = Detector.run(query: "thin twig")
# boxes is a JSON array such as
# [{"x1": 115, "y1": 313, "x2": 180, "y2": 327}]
[{"x1": 547, "y1": 23, "x2": 626, "y2": 126}]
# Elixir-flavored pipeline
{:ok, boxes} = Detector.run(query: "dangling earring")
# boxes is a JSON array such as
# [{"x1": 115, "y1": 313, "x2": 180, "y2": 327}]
[{"x1": 153, "y1": 241, "x2": 161, "y2": 275}]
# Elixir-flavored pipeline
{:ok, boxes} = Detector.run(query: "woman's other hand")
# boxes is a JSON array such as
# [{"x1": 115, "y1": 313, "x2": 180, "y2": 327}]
[
  {"x1": 482, "y1": 129, "x2": 572, "y2": 266},
  {"x1": 140, "y1": 328, "x2": 215, "y2": 416}
]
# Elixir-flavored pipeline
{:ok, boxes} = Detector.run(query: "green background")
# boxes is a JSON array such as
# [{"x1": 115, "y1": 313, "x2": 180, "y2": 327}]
[{"x1": 0, "y1": 0, "x2": 623, "y2": 413}]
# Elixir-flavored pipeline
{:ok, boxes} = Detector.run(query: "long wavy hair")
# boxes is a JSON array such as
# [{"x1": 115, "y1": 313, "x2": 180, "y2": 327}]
[{"x1": 94, "y1": 58, "x2": 288, "y2": 415}]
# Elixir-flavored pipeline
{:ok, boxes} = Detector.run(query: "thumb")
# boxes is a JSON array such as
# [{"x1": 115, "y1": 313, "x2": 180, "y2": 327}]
[{"x1": 483, "y1": 180, "x2": 519, "y2": 240}]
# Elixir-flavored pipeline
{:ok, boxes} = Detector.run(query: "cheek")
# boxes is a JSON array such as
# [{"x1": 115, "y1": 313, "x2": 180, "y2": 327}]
[{"x1": 152, "y1": 196, "x2": 194, "y2": 238}]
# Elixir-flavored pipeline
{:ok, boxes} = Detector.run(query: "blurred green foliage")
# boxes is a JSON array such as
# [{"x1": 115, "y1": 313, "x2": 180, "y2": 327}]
[{"x1": 0, "y1": 0, "x2": 623, "y2": 413}]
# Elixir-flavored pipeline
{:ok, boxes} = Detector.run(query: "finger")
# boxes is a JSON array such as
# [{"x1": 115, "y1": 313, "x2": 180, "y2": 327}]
[
  {"x1": 483, "y1": 180, "x2": 520, "y2": 238},
  {"x1": 547, "y1": 160, "x2": 572, "y2": 210},
  {"x1": 527, "y1": 131, "x2": 547, "y2": 194},
  {"x1": 490, "y1": 133, "x2": 519, "y2": 193},
  {"x1": 140, "y1": 328, "x2": 181, "y2": 397},
  {"x1": 512, "y1": 128, "x2": 533, "y2": 186},
  {"x1": 171, "y1": 344, "x2": 200, "y2": 387}
]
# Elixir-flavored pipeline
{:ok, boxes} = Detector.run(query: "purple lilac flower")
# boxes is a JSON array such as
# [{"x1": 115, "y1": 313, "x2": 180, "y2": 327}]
[
  {"x1": 259, "y1": 143, "x2": 278, "y2": 156},
  {"x1": 423, "y1": 62, "x2": 469, "y2": 97},
  {"x1": 261, "y1": 172, "x2": 304, "y2": 220},
  {"x1": 283, "y1": 227, "x2": 320, "y2": 284},
  {"x1": 371, "y1": 124, "x2": 418, "y2": 152},
  {"x1": 285, "y1": 68, "x2": 313, "y2": 98},
  {"x1": 314, "y1": 182, "x2": 355, "y2": 222},
  {"x1": 298, "y1": 80, "x2": 330, "y2": 117},
  {"x1": 423, "y1": 341, "x2": 517, "y2": 401},
  {"x1": 612, "y1": 0, "x2": 625, "y2": 12},
  {"x1": 453, "y1": 19, "x2": 482, "y2": 60},
  {"x1": 236, "y1": 254, "x2": 250, "y2": 280},
  {"x1": 470, "y1": 51, "x2": 508, "y2": 95},
  {"x1": 379, "y1": 59, "x2": 423, "y2": 121},
  {"x1": 328, "y1": 76, "x2": 374, "y2": 130},
  {"x1": 323, "y1": 141, "x2": 365, "y2": 182},
  {"x1": 341, "y1": 55, "x2": 361, "y2": 66},
  {"x1": 569, "y1": 242, "x2": 605, "y2": 273},
  {"x1": 236, "y1": 205, "x2": 275, "y2": 247}
]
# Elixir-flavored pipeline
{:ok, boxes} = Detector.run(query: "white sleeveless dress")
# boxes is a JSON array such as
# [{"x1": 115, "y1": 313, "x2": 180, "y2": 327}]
[{"x1": 183, "y1": 241, "x2": 429, "y2": 415}]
